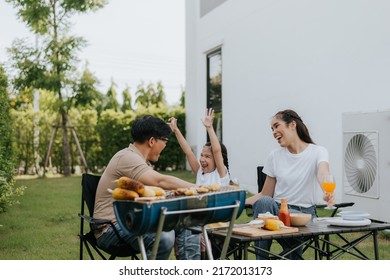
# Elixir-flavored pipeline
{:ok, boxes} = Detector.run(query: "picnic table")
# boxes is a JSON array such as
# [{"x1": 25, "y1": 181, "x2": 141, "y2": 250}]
[{"x1": 207, "y1": 218, "x2": 390, "y2": 260}]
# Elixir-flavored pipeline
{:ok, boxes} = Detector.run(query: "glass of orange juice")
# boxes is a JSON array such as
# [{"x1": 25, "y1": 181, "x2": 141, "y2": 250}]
[{"x1": 322, "y1": 174, "x2": 336, "y2": 209}]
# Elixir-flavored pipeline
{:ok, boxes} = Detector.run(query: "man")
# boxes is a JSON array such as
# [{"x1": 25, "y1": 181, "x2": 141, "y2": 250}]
[{"x1": 93, "y1": 115, "x2": 201, "y2": 260}]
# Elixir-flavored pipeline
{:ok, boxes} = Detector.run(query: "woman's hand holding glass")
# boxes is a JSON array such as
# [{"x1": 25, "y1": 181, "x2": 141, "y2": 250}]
[{"x1": 322, "y1": 174, "x2": 336, "y2": 209}]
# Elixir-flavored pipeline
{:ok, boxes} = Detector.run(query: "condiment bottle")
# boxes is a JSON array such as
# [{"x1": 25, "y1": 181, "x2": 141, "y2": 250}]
[{"x1": 278, "y1": 198, "x2": 291, "y2": 226}]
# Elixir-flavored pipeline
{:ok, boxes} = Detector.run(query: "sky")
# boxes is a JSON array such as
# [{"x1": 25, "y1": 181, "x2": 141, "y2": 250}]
[{"x1": 0, "y1": 0, "x2": 185, "y2": 105}]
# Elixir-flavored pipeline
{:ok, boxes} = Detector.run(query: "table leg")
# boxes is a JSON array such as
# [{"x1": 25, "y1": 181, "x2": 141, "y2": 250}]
[
  {"x1": 150, "y1": 207, "x2": 167, "y2": 260},
  {"x1": 137, "y1": 236, "x2": 148, "y2": 260},
  {"x1": 324, "y1": 234, "x2": 330, "y2": 260},
  {"x1": 244, "y1": 242, "x2": 249, "y2": 260},
  {"x1": 373, "y1": 230, "x2": 379, "y2": 260},
  {"x1": 203, "y1": 226, "x2": 214, "y2": 260},
  {"x1": 219, "y1": 201, "x2": 240, "y2": 259}
]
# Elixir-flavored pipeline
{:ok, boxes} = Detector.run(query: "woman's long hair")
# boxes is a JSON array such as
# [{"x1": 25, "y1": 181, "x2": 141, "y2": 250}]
[{"x1": 274, "y1": 109, "x2": 315, "y2": 144}]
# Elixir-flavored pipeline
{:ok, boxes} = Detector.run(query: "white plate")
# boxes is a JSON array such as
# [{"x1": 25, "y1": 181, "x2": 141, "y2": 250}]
[
  {"x1": 337, "y1": 210, "x2": 370, "y2": 221},
  {"x1": 324, "y1": 217, "x2": 371, "y2": 227}
]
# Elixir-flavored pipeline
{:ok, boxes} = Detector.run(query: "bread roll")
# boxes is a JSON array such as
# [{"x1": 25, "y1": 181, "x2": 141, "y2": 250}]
[
  {"x1": 145, "y1": 186, "x2": 166, "y2": 196},
  {"x1": 140, "y1": 187, "x2": 156, "y2": 197},
  {"x1": 196, "y1": 187, "x2": 209, "y2": 193},
  {"x1": 256, "y1": 211, "x2": 279, "y2": 222}
]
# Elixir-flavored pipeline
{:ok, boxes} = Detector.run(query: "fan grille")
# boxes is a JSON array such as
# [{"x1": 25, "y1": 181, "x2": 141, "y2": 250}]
[{"x1": 344, "y1": 134, "x2": 377, "y2": 193}]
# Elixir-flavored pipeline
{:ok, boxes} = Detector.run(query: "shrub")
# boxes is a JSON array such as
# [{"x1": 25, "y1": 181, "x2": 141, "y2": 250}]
[{"x1": 0, "y1": 65, "x2": 26, "y2": 213}]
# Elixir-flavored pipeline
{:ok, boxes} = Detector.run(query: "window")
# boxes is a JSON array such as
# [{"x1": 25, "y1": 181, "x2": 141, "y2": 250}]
[{"x1": 207, "y1": 49, "x2": 222, "y2": 142}]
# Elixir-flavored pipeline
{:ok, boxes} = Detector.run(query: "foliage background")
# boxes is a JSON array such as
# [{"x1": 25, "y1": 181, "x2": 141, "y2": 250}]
[
  {"x1": 0, "y1": 65, "x2": 25, "y2": 213},
  {"x1": 1, "y1": 0, "x2": 188, "y2": 210},
  {"x1": 10, "y1": 92, "x2": 187, "y2": 175}
]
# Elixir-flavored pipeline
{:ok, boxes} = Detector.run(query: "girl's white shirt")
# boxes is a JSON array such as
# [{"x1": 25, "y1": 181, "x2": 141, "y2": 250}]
[{"x1": 196, "y1": 166, "x2": 230, "y2": 186}]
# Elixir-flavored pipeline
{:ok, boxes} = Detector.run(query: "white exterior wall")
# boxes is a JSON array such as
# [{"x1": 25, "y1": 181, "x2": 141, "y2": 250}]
[{"x1": 185, "y1": 0, "x2": 390, "y2": 206}]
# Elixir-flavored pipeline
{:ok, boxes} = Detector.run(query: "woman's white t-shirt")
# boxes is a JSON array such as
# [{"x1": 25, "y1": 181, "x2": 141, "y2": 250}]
[
  {"x1": 196, "y1": 167, "x2": 230, "y2": 186},
  {"x1": 262, "y1": 144, "x2": 329, "y2": 208}
]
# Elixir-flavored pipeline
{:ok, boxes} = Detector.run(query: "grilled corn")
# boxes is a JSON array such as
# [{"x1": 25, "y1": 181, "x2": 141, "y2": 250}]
[
  {"x1": 109, "y1": 188, "x2": 139, "y2": 200},
  {"x1": 116, "y1": 176, "x2": 145, "y2": 195},
  {"x1": 263, "y1": 219, "x2": 285, "y2": 231}
]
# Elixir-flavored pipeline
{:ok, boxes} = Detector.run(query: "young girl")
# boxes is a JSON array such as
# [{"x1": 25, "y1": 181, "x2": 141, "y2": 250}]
[
  {"x1": 169, "y1": 108, "x2": 230, "y2": 259},
  {"x1": 169, "y1": 108, "x2": 230, "y2": 186}
]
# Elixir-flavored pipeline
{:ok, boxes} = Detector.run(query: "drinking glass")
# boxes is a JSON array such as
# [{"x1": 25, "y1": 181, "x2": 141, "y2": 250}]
[{"x1": 322, "y1": 174, "x2": 336, "y2": 209}]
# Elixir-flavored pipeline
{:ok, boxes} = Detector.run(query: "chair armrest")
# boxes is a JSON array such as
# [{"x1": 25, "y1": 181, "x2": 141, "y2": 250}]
[
  {"x1": 316, "y1": 202, "x2": 355, "y2": 209},
  {"x1": 334, "y1": 202, "x2": 355, "y2": 208},
  {"x1": 79, "y1": 213, "x2": 128, "y2": 244},
  {"x1": 316, "y1": 202, "x2": 355, "y2": 217},
  {"x1": 79, "y1": 213, "x2": 112, "y2": 225}
]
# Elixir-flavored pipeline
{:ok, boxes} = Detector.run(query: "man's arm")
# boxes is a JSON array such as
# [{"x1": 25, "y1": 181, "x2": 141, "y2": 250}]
[{"x1": 138, "y1": 169, "x2": 197, "y2": 190}]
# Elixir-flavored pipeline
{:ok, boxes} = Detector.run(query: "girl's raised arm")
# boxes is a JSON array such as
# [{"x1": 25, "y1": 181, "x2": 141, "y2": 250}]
[{"x1": 203, "y1": 108, "x2": 227, "y2": 178}]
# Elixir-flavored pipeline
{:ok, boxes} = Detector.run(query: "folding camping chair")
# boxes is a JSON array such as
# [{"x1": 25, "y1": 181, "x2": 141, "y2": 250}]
[
  {"x1": 78, "y1": 173, "x2": 139, "y2": 260},
  {"x1": 245, "y1": 166, "x2": 267, "y2": 217}
]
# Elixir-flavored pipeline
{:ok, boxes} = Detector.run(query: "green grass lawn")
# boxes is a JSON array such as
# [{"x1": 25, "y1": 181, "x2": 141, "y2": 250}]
[{"x1": 0, "y1": 172, "x2": 389, "y2": 260}]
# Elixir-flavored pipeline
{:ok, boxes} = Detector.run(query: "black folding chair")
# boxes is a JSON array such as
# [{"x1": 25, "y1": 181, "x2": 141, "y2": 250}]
[
  {"x1": 78, "y1": 173, "x2": 139, "y2": 260},
  {"x1": 245, "y1": 166, "x2": 267, "y2": 217},
  {"x1": 256, "y1": 166, "x2": 267, "y2": 193}
]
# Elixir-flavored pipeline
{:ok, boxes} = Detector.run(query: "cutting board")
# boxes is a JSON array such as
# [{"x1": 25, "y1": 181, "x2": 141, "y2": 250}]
[{"x1": 232, "y1": 225, "x2": 299, "y2": 237}]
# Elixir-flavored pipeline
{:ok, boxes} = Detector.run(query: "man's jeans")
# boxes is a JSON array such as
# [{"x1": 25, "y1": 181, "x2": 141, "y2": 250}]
[
  {"x1": 97, "y1": 223, "x2": 175, "y2": 260},
  {"x1": 175, "y1": 228, "x2": 201, "y2": 260}
]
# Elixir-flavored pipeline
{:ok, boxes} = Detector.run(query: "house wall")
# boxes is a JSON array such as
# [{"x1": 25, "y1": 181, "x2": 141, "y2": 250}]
[{"x1": 185, "y1": 0, "x2": 390, "y2": 206}]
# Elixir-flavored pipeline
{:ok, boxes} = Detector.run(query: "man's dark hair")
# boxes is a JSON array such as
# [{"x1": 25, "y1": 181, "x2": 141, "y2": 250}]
[{"x1": 131, "y1": 115, "x2": 171, "y2": 143}]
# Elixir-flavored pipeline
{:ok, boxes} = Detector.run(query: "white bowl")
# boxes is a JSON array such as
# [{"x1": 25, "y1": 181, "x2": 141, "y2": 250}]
[{"x1": 290, "y1": 213, "x2": 312, "y2": 226}]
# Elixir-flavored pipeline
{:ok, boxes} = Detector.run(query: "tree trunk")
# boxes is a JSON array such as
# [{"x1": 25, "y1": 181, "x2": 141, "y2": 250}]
[{"x1": 61, "y1": 110, "x2": 71, "y2": 176}]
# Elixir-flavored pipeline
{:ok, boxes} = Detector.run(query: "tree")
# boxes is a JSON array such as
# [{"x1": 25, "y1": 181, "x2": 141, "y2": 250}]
[
  {"x1": 0, "y1": 65, "x2": 25, "y2": 213},
  {"x1": 97, "y1": 109, "x2": 135, "y2": 167},
  {"x1": 0, "y1": 66, "x2": 14, "y2": 180},
  {"x1": 135, "y1": 81, "x2": 167, "y2": 108},
  {"x1": 121, "y1": 86, "x2": 133, "y2": 112},
  {"x1": 135, "y1": 81, "x2": 150, "y2": 107},
  {"x1": 153, "y1": 81, "x2": 167, "y2": 107},
  {"x1": 179, "y1": 87, "x2": 185, "y2": 107},
  {"x1": 10, "y1": 106, "x2": 36, "y2": 174},
  {"x1": 6, "y1": 0, "x2": 107, "y2": 176},
  {"x1": 73, "y1": 63, "x2": 104, "y2": 114},
  {"x1": 104, "y1": 79, "x2": 120, "y2": 111}
]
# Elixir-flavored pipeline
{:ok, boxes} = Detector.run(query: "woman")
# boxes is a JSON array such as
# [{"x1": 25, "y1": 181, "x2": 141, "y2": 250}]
[{"x1": 246, "y1": 109, "x2": 335, "y2": 259}]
